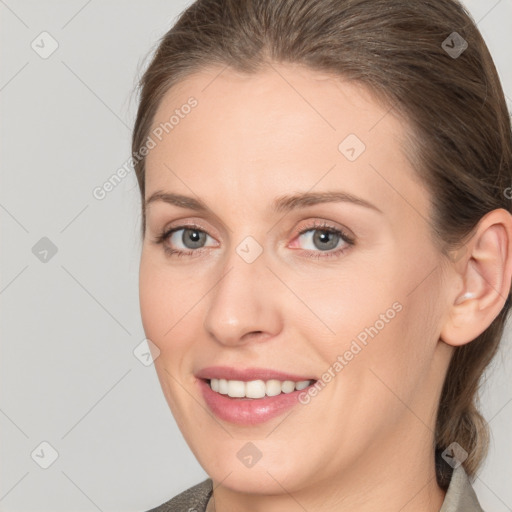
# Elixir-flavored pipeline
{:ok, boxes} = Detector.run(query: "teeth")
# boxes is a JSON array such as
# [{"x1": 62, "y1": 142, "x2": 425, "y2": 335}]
[
  {"x1": 245, "y1": 380, "x2": 266, "y2": 398},
  {"x1": 208, "y1": 378, "x2": 314, "y2": 398},
  {"x1": 227, "y1": 380, "x2": 245, "y2": 398},
  {"x1": 218, "y1": 379, "x2": 229, "y2": 395},
  {"x1": 295, "y1": 380, "x2": 310, "y2": 391}
]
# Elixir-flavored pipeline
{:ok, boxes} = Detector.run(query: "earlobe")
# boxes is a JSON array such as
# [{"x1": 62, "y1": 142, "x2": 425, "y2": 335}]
[{"x1": 440, "y1": 209, "x2": 512, "y2": 347}]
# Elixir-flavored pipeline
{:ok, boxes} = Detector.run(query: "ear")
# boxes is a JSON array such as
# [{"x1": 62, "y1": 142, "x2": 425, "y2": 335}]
[{"x1": 440, "y1": 208, "x2": 512, "y2": 347}]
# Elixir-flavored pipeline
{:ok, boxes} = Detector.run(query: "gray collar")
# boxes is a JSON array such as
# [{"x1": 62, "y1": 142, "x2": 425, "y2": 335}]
[{"x1": 440, "y1": 465, "x2": 484, "y2": 512}]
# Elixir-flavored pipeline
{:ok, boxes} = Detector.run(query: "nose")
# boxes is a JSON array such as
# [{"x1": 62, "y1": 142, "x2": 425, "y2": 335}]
[{"x1": 203, "y1": 243, "x2": 282, "y2": 347}]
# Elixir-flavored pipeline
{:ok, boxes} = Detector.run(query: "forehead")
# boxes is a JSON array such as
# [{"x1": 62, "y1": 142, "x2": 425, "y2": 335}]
[
  {"x1": 148, "y1": 63, "x2": 393, "y2": 146},
  {"x1": 144, "y1": 64, "x2": 426, "y2": 219}
]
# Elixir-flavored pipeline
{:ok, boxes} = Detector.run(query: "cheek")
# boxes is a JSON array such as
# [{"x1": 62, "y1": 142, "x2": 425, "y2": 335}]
[
  {"x1": 336, "y1": 282, "x2": 443, "y2": 417},
  {"x1": 139, "y1": 256, "x2": 199, "y2": 419},
  {"x1": 139, "y1": 253, "x2": 183, "y2": 351},
  {"x1": 139, "y1": 252, "x2": 209, "y2": 363},
  {"x1": 307, "y1": 256, "x2": 441, "y2": 386},
  {"x1": 139, "y1": 261, "x2": 166, "y2": 341},
  {"x1": 295, "y1": 267, "x2": 402, "y2": 357}
]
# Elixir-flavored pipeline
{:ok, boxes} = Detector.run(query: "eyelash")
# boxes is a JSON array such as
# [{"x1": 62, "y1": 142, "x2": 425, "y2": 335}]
[{"x1": 152, "y1": 220, "x2": 355, "y2": 260}]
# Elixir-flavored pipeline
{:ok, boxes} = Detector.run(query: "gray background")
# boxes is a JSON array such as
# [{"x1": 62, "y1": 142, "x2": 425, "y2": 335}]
[{"x1": 1, "y1": 1, "x2": 511, "y2": 511}]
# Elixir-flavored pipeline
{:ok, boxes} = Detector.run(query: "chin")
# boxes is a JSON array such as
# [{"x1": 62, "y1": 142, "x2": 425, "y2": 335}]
[{"x1": 193, "y1": 439, "x2": 316, "y2": 495}]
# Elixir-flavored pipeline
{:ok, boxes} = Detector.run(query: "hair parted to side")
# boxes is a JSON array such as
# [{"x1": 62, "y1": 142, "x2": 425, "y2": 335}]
[{"x1": 132, "y1": 0, "x2": 512, "y2": 487}]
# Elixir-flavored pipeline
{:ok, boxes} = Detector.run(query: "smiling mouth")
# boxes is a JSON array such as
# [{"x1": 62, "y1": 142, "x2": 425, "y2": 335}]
[{"x1": 204, "y1": 377, "x2": 317, "y2": 399}]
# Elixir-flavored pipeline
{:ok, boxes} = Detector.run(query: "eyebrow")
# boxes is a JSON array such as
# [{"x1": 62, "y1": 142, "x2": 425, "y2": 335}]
[{"x1": 144, "y1": 190, "x2": 382, "y2": 214}]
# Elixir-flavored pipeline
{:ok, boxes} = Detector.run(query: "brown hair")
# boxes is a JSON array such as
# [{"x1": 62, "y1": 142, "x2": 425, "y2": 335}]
[{"x1": 131, "y1": 0, "x2": 512, "y2": 486}]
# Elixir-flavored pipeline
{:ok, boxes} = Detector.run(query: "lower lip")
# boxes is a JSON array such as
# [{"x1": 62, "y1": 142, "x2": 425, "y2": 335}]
[{"x1": 198, "y1": 379, "x2": 314, "y2": 426}]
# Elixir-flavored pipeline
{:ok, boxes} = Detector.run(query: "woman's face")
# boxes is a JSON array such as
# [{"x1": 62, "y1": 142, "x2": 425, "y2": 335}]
[{"x1": 139, "y1": 64, "x2": 453, "y2": 495}]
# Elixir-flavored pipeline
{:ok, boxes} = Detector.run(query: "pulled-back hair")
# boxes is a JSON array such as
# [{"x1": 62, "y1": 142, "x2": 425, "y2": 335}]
[{"x1": 131, "y1": 0, "x2": 512, "y2": 486}]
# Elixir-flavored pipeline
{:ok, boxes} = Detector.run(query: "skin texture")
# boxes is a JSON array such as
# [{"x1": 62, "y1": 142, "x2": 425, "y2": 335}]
[{"x1": 139, "y1": 63, "x2": 512, "y2": 512}]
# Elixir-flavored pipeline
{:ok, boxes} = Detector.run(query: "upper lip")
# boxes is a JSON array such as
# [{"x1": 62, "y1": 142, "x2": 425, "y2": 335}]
[{"x1": 196, "y1": 366, "x2": 316, "y2": 382}]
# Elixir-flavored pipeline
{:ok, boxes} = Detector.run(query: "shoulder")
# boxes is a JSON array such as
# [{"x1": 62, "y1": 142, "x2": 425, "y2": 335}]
[
  {"x1": 145, "y1": 478, "x2": 213, "y2": 512},
  {"x1": 440, "y1": 465, "x2": 485, "y2": 512}
]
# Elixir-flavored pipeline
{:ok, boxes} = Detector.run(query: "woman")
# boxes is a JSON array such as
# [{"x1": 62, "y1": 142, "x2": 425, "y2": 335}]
[{"x1": 132, "y1": 0, "x2": 512, "y2": 510}]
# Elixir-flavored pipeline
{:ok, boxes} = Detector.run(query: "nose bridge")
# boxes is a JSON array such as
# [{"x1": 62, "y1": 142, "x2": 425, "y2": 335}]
[{"x1": 203, "y1": 237, "x2": 280, "y2": 346}]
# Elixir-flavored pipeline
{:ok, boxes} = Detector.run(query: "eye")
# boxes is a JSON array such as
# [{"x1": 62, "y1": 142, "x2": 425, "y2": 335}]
[
  {"x1": 152, "y1": 220, "x2": 355, "y2": 260},
  {"x1": 153, "y1": 223, "x2": 218, "y2": 257},
  {"x1": 291, "y1": 221, "x2": 355, "y2": 259},
  {"x1": 169, "y1": 227, "x2": 210, "y2": 250},
  {"x1": 298, "y1": 228, "x2": 341, "y2": 251}
]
